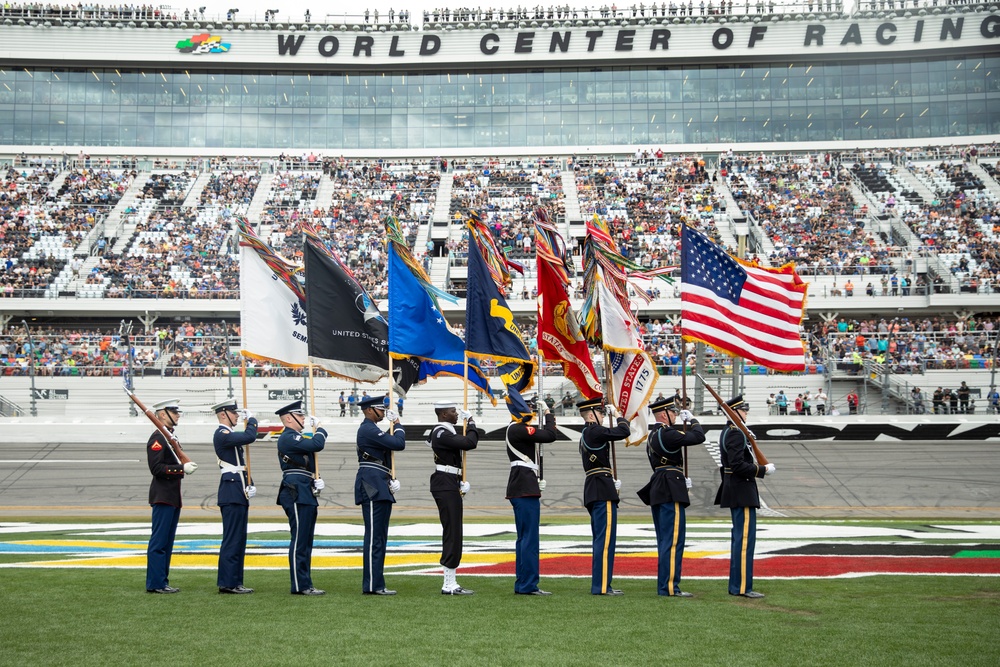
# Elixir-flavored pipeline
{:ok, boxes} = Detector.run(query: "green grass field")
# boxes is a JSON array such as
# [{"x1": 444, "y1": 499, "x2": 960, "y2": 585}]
[{"x1": 2, "y1": 568, "x2": 998, "y2": 667}]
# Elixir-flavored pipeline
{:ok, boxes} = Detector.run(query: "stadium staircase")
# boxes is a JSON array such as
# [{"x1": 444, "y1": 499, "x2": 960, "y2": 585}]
[
  {"x1": 560, "y1": 169, "x2": 584, "y2": 241},
  {"x1": 0, "y1": 394, "x2": 24, "y2": 417},
  {"x1": 312, "y1": 173, "x2": 337, "y2": 211},
  {"x1": 244, "y1": 173, "x2": 274, "y2": 224},
  {"x1": 429, "y1": 174, "x2": 454, "y2": 252},
  {"x1": 967, "y1": 162, "x2": 1000, "y2": 199},
  {"x1": 45, "y1": 169, "x2": 71, "y2": 199},
  {"x1": 892, "y1": 166, "x2": 935, "y2": 204},
  {"x1": 182, "y1": 171, "x2": 213, "y2": 208}
]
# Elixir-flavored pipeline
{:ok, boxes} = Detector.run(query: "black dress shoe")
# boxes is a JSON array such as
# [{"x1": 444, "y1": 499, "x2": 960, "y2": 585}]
[
  {"x1": 596, "y1": 588, "x2": 624, "y2": 596},
  {"x1": 146, "y1": 586, "x2": 179, "y2": 594},
  {"x1": 219, "y1": 585, "x2": 254, "y2": 594},
  {"x1": 740, "y1": 591, "x2": 765, "y2": 599},
  {"x1": 515, "y1": 589, "x2": 552, "y2": 596},
  {"x1": 363, "y1": 589, "x2": 397, "y2": 596},
  {"x1": 442, "y1": 586, "x2": 475, "y2": 595},
  {"x1": 672, "y1": 591, "x2": 695, "y2": 598},
  {"x1": 292, "y1": 588, "x2": 326, "y2": 596}
]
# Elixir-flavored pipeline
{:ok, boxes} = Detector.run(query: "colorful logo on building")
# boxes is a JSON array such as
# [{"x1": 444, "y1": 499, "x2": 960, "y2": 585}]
[{"x1": 176, "y1": 33, "x2": 230, "y2": 54}]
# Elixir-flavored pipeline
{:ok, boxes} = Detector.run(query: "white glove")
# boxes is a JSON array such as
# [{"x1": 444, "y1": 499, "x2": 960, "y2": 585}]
[
  {"x1": 538, "y1": 479, "x2": 547, "y2": 491},
  {"x1": 312, "y1": 477, "x2": 326, "y2": 491},
  {"x1": 239, "y1": 409, "x2": 255, "y2": 422},
  {"x1": 458, "y1": 408, "x2": 474, "y2": 421},
  {"x1": 685, "y1": 477, "x2": 693, "y2": 489},
  {"x1": 459, "y1": 481, "x2": 471, "y2": 495},
  {"x1": 678, "y1": 409, "x2": 694, "y2": 422},
  {"x1": 537, "y1": 399, "x2": 550, "y2": 415},
  {"x1": 245, "y1": 485, "x2": 257, "y2": 498},
  {"x1": 764, "y1": 463, "x2": 776, "y2": 476},
  {"x1": 604, "y1": 405, "x2": 618, "y2": 418},
  {"x1": 385, "y1": 409, "x2": 399, "y2": 423},
  {"x1": 388, "y1": 479, "x2": 401, "y2": 494},
  {"x1": 613, "y1": 478, "x2": 622, "y2": 491},
  {"x1": 305, "y1": 415, "x2": 321, "y2": 432},
  {"x1": 183, "y1": 461, "x2": 198, "y2": 474}
]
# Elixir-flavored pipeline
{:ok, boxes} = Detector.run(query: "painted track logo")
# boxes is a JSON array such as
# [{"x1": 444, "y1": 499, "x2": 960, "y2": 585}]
[{"x1": 176, "y1": 33, "x2": 231, "y2": 54}]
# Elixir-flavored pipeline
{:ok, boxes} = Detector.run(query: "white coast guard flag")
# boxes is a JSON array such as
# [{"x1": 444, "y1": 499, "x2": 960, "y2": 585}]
[
  {"x1": 599, "y1": 277, "x2": 657, "y2": 446},
  {"x1": 240, "y1": 245, "x2": 308, "y2": 367}
]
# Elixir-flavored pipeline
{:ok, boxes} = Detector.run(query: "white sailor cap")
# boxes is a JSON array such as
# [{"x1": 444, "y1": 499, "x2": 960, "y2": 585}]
[
  {"x1": 434, "y1": 400, "x2": 458, "y2": 410},
  {"x1": 211, "y1": 400, "x2": 238, "y2": 413},
  {"x1": 152, "y1": 398, "x2": 182, "y2": 412}
]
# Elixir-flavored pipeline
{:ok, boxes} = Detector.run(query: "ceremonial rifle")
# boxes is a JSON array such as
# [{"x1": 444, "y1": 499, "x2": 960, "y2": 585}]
[
  {"x1": 123, "y1": 384, "x2": 193, "y2": 466},
  {"x1": 695, "y1": 373, "x2": 769, "y2": 466}
]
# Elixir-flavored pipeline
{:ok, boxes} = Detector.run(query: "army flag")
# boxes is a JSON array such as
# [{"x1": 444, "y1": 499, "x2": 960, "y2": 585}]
[
  {"x1": 239, "y1": 243, "x2": 309, "y2": 368},
  {"x1": 598, "y1": 275, "x2": 657, "y2": 446},
  {"x1": 465, "y1": 235, "x2": 535, "y2": 420}
]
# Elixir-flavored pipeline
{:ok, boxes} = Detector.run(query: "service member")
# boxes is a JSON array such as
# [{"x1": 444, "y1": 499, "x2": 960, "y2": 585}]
[
  {"x1": 577, "y1": 395, "x2": 630, "y2": 596},
  {"x1": 506, "y1": 397, "x2": 558, "y2": 595},
  {"x1": 356, "y1": 394, "x2": 405, "y2": 595},
  {"x1": 212, "y1": 400, "x2": 258, "y2": 594},
  {"x1": 715, "y1": 395, "x2": 775, "y2": 599},
  {"x1": 146, "y1": 398, "x2": 197, "y2": 594},
  {"x1": 637, "y1": 397, "x2": 705, "y2": 597},
  {"x1": 275, "y1": 400, "x2": 327, "y2": 596},
  {"x1": 428, "y1": 400, "x2": 477, "y2": 595}
]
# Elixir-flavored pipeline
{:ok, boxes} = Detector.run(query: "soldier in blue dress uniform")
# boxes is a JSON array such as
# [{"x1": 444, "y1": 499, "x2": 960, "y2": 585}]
[
  {"x1": 275, "y1": 400, "x2": 327, "y2": 596},
  {"x1": 577, "y1": 395, "x2": 630, "y2": 596},
  {"x1": 714, "y1": 395, "x2": 775, "y2": 599},
  {"x1": 505, "y1": 397, "x2": 558, "y2": 595},
  {"x1": 145, "y1": 398, "x2": 197, "y2": 593},
  {"x1": 428, "y1": 400, "x2": 477, "y2": 595},
  {"x1": 637, "y1": 396, "x2": 705, "y2": 597},
  {"x1": 212, "y1": 399, "x2": 258, "y2": 594},
  {"x1": 355, "y1": 394, "x2": 405, "y2": 595}
]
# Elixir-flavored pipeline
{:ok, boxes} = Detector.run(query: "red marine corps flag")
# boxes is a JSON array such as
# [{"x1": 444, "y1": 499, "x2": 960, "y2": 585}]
[{"x1": 535, "y1": 209, "x2": 601, "y2": 399}]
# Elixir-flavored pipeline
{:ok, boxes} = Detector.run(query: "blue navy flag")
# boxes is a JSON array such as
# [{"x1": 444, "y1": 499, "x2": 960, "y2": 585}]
[
  {"x1": 465, "y1": 238, "x2": 536, "y2": 420},
  {"x1": 387, "y1": 244, "x2": 494, "y2": 402}
]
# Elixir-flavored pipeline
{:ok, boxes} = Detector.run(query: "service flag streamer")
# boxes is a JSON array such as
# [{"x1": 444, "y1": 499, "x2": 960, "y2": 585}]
[
  {"x1": 237, "y1": 219, "x2": 308, "y2": 367},
  {"x1": 534, "y1": 208, "x2": 601, "y2": 399},
  {"x1": 386, "y1": 219, "x2": 494, "y2": 402},
  {"x1": 303, "y1": 238, "x2": 419, "y2": 388},
  {"x1": 465, "y1": 224, "x2": 536, "y2": 421},
  {"x1": 680, "y1": 224, "x2": 808, "y2": 372},
  {"x1": 597, "y1": 273, "x2": 658, "y2": 446}
]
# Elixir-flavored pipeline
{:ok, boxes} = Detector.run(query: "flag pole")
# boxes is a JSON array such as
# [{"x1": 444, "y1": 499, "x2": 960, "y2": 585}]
[
  {"x1": 462, "y1": 351, "x2": 469, "y2": 485},
  {"x1": 537, "y1": 355, "x2": 544, "y2": 482},
  {"x1": 603, "y1": 349, "x2": 618, "y2": 479},
  {"x1": 679, "y1": 222, "x2": 689, "y2": 479},
  {"x1": 388, "y1": 355, "x2": 396, "y2": 481},
  {"x1": 308, "y1": 362, "x2": 319, "y2": 480},
  {"x1": 241, "y1": 354, "x2": 252, "y2": 485}
]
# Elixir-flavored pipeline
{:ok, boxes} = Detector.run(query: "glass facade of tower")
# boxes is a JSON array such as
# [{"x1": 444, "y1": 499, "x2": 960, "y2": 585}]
[{"x1": 1, "y1": 53, "x2": 997, "y2": 148}]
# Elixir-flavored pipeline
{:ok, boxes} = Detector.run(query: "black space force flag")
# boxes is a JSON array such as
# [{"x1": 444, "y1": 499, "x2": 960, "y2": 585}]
[{"x1": 304, "y1": 240, "x2": 419, "y2": 390}]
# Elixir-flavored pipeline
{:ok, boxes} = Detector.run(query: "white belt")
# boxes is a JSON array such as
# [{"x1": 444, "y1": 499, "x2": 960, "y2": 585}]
[
  {"x1": 218, "y1": 461, "x2": 246, "y2": 475},
  {"x1": 510, "y1": 460, "x2": 539, "y2": 471},
  {"x1": 435, "y1": 464, "x2": 462, "y2": 475}
]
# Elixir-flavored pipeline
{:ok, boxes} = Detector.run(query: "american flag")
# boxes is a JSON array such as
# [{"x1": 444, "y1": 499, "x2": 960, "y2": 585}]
[{"x1": 680, "y1": 225, "x2": 808, "y2": 372}]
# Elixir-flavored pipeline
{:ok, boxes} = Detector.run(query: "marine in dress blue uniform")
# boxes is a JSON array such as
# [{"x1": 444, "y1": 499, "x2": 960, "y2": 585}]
[
  {"x1": 714, "y1": 395, "x2": 775, "y2": 599},
  {"x1": 275, "y1": 400, "x2": 327, "y2": 596},
  {"x1": 577, "y1": 395, "x2": 630, "y2": 596},
  {"x1": 428, "y1": 400, "x2": 478, "y2": 595},
  {"x1": 145, "y1": 398, "x2": 193, "y2": 593},
  {"x1": 212, "y1": 400, "x2": 258, "y2": 594},
  {"x1": 355, "y1": 395, "x2": 405, "y2": 595},
  {"x1": 505, "y1": 399, "x2": 558, "y2": 595},
  {"x1": 637, "y1": 397, "x2": 706, "y2": 597}
]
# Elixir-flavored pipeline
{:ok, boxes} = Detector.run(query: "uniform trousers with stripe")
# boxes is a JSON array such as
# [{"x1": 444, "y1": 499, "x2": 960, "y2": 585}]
[
  {"x1": 279, "y1": 497, "x2": 317, "y2": 593},
  {"x1": 217, "y1": 503, "x2": 249, "y2": 589},
  {"x1": 362, "y1": 500, "x2": 393, "y2": 592},
  {"x1": 588, "y1": 500, "x2": 618, "y2": 595},
  {"x1": 146, "y1": 503, "x2": 181, "y2": 590},
  {"x1": 509, "y1": 497, "x2": 541, "y2": 593},
  {"x1": 728, "y1": 506, "x2": 757, "y2": 595},
  {"x1": 651, "y1": 502, "x2": 686, "y2": 596},
  {"x1": 432, "y1": 489, "x2": 464, "y2": 569}
]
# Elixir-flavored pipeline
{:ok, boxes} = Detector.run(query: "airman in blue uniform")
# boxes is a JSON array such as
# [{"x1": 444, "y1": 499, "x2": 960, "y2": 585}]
[
  {"x1": 637, "y1": 396, "x2": 705, "y2": 597},
  {"x1": 577, "y1": 395, "x2": 630, "y2": 596},
  {"x1": 355, "y1": 394, "x2": 405, "y2": 595},
  {"x1": 275, "y1": 400, "x2": 327, "y2": 596},
  {"x1": 212, "y1": 399, "x2": 258, "y2": 594},
  {"x1": 715, "y1": 395, "x2": 775, "y2": 599}
]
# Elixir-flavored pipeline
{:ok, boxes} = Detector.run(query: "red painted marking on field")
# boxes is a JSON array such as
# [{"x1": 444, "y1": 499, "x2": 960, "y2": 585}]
[{"x1": 462, "y1": 555, "x2": 1000, "y2": 578}]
